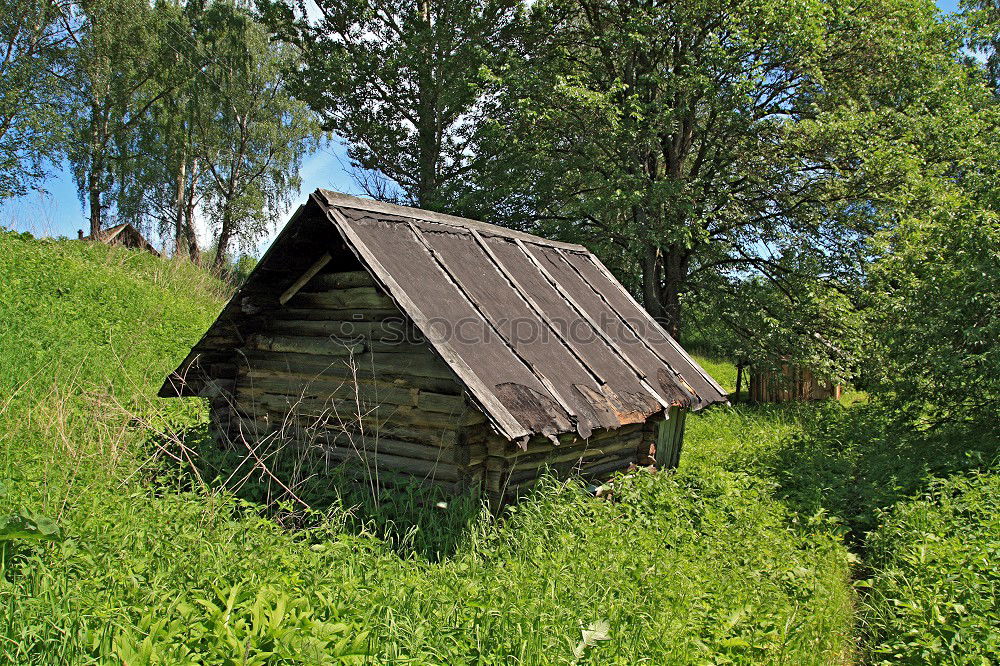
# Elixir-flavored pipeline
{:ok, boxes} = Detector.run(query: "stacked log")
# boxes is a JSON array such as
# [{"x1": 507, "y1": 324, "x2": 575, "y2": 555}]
[
  {"x1": 222, "y1": 269, "x2": 483, "y2": 491},
  {"x1": 481, "y1": 421, "x2": 654, "y2": 504}
]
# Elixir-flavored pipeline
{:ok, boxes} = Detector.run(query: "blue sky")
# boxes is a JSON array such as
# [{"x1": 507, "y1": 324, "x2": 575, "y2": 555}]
[{"x1": 0, "y1": 0, "x2": 966, "y2": 253}]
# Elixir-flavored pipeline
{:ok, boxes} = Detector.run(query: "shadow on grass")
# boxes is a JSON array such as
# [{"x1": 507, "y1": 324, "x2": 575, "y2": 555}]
[
  {"x1": 766, "y1": 403, "x2": 1000, "y2": 543},
  {"x1": 154, "y1": 423, "x2": 486, "y2": 562}
]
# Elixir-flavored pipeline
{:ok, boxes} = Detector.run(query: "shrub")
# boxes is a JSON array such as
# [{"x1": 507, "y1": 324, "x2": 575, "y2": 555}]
[
  {"x1": 860, "y1": 470, "x2": 1000, "y2": 663},
  {"x1": 866, "y1": 209, "x2": 1000, "y2": 426}
]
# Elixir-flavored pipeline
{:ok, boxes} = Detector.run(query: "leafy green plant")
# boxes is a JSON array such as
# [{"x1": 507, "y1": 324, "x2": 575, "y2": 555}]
[
  {"x1": 0, "y1": 509, "x2": 62, "y2": 564},
  {"x1": 860, "y1": 471, "x2": 1000, "y2": 663},
  {"x1": 112, "y1": 585, "x2": 370, "y2": 664}
]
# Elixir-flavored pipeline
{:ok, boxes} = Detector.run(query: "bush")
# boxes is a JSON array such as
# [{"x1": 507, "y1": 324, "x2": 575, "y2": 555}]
[
  {"x1": 866, "y1": 209, "x2": 1000, "y2": 425},
  {"x1": 860, "y1": 471, "x2": 1000, "y2": 663}
]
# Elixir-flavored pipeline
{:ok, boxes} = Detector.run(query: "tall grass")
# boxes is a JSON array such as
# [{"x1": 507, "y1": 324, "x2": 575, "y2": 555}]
[{"x1": 1, "y1": 230, "x2": 866, "y2": 663}]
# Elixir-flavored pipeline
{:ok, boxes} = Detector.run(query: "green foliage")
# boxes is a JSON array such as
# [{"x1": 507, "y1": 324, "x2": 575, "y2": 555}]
[
  {"x1": 764, "y1": 403, "x2": 998, "y2": 539},
  {"x1": 193, "y1": 1, "x2": 321, "y2": 270},
  {"x1": 0, "y1": 508, "x2": 62, "y2": 565},
  {"x1": 58, "y1": 0, "x2": 320, "y2": 259},
  {"x1": 861, "y1": 471, "x2": 1000, "y2": 663},
  {"x1": 66, "y1": 0, "x2": 177, "y2": 234},
  {"x1": 477, "y1": 0, "x2": 968, "y2": 342},
  {"x1": 0, "y1": 0, "x2": 71, "y2": 199},
  {"x1": 111, "y1": 584, "x2": 371, "y2": 664},
  {"x1": 686, "y1": 273, "x2": 863, "y2": 383},
  {"x1": 962, "y1": 0, "x2": 1000, "y2": 91},
  {"x1": 691, "y1": 399, "x2": 1000, "y2": 665},
  {"x1": 0, "y1": 511, "x2": 61, "y2": 544},
  {"x1": 263, "y1": 0, "x2": 522, "y2": 210},
  {"x1": 866, "y1": 201, "x2": 1000, "y2": 425},
  {"x1": 0, "y1": 230, "x2": 856, "y2": 664}
]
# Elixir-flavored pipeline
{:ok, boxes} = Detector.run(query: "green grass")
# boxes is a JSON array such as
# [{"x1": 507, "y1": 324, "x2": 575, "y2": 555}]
[
  {"x1": 861, "y1": 471, "x2": 1000, "y2": 663},
  {"x1": 1, "y1": 230, "x2": 995, "y2": 664}
]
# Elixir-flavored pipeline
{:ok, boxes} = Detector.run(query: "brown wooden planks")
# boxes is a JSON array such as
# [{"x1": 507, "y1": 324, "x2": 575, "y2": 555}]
[
  {"x1": 562, "y1": 252, "x2": 727, "y2": 403},
  {"x1": 419, "y1": 222, "x2": 626, "y2": 433},
  {"x1": 333, "y1": 210, "x2": 572, "y2": 437}
]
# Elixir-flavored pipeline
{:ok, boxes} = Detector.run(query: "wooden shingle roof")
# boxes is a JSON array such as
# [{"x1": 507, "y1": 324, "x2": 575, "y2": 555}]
[
  {"x1": 82, "y1": 223, "x2": 160, "y2": 256},
  {"x1": 162, "y1": 189, "x2": 727, "y2": 442}
]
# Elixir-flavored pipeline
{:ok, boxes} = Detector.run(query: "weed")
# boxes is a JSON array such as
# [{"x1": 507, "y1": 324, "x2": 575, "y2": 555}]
[{"x1": 17, "y1": 230, "x2": 999, "y2": 663}]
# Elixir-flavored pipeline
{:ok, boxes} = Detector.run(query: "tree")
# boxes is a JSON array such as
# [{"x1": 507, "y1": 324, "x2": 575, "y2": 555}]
[
  {"x1": 79, "y1": 0, "x2": 319, "y2": 265},
  {"x1": 963, "y1": 0, "x2": 1000, "y2": 91},
  {"x1": 484, "y1": 0, "x2": 967, "y2": 338},
  {"x1": 65, "y1": 0, "x2": 177, "y2": 236},
  {"x1": 0, "y1": 0, "x2": 72, "y2": 200},
  {"x1": 112, "y1": 1, "x2": 225, "y2": 263},
  {"x1": 196, "y1": 1, "x2": 320, "y2": 271},
  {"x1": 861, "y1": 1, "x2": 1000, "y2": 423},
  {"x1": 260, "y1": 0, "x2": 523, "y2": 211},
  {"x1": 867, "y1": 197, "x2": 1000, "y2": 424}
]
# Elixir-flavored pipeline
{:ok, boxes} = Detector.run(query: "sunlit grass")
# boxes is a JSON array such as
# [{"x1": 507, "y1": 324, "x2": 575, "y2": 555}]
[{"x1": 15, "y1": 229, "x2": 997, "y2": 664}]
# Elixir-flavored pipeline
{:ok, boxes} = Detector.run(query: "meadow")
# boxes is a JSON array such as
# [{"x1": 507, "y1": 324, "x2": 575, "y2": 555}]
[{"x1": 1, "y1": 231, "x2": 997, "y2": 664}]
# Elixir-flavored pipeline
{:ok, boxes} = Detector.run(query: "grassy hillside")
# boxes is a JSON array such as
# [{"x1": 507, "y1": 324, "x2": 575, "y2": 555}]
[{"x1": 1, "y1": 230, "x2": 995, "y2": 664}]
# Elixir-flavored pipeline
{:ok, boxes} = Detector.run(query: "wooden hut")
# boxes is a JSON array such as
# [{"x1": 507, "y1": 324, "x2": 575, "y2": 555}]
[
  {"x1": 747, "y1": 363, "x2": 841, "y2": 403},
  {"x1": 79, "y1": 223, "x2": 160, "y2": 256},
  {"x1": 159, "y1": 190, "x2": 727, "y2": 503}
]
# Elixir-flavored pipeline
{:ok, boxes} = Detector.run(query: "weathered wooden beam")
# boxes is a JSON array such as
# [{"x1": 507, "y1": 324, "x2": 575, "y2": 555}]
[
  {"x1": 267, "y1": 319, "x2": 413, "y2": 341},
  {"x1": 309, "y1": 270, "x2": 376, "y2": 290},
  {"x1": 279, "y1": 252, "x2": 332, "y2": 305},
  {"x1": 291, "y1": 287, "x2": 395, "y2": 310},
  {"x1": 241, "y1": 365, "x2": 461, "y2": 398},
  {"x1": 239, "y1": 354, "x2": 462, "y2": 394},
  {"x1": 240, "y1": 350, "x2": 458, "y2": 382},
  {"x1": 248, "y1": 334, "x2": 365, "y2": 357},
  {"x1": 274, "y1": 308, "x2": 402, "y2": 322},
  {"x1": 233, "y1": 390, "x2": 481, "y2": 430}
]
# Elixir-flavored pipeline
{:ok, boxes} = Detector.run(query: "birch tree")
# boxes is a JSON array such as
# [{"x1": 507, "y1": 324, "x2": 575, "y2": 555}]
[
  {"x1": 0, "y1": 0, "x2": 72, "y2": 199},
  {"x1": 197, "y1": 1, "x2": 320, "y2": 271}
]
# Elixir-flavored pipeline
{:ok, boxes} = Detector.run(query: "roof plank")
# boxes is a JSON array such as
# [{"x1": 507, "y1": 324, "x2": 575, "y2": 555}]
[
  {"x1": 161, "y1": 189, "x2": 727, "y2": 440},
  {"x1": 323, "y1": 205, "x2": 570, "y2": 440}
]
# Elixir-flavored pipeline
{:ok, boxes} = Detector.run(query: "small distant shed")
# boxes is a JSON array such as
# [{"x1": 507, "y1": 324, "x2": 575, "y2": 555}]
[
  {"x1": 160, "y1": 190, "x2": 727, "y2": 503},
  {"x1": 748, "y1": 363, "x2": 841, "y2": 403},
  {"x1": 79, "y1": 223, "x2": 160, "y2": 256}
]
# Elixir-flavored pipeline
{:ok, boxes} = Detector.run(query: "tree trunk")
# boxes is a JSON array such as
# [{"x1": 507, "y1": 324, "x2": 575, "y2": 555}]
[
  {"x1": 174, "y1": 157, "x2": 187, "y2": 256},
  {"x1": 87, "y1": 98, "x2": 106, "y2": 237},
  {"x1": 641, "y1": 243, "x2": 666, "y2": 321},
  {"x1": 183, "y1": 214, "x2": 201, "y2": 265},
  {"x1": 184, "y1": 157, "x2": 201, "y2": 265},
  {"x1": 640, "y1": 241, "x2": 687, "y2": 339},
  {"x1": 88, "y1": 140, "x2": 104, "y2": 236},
  {"x1": 735, "y1": 363, "x2": 743, "y2": 402},
  {"x1": 414, "y1": 0, "x2": 438, "y2": 208},
  {"x1": 88, "y1": 185, "x2": 102, "y2": 237},
  {"x1": 661, "y1": 245, "x2": 687, "y2": 339},
  {"x1": 213, "y1": 204, "x2": 234, "y2": 273}
]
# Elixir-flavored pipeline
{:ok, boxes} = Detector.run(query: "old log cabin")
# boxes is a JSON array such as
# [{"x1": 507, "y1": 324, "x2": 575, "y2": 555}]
[
  {"x1": 79, "y1": 223, "x2": 160, "y2": 256},
  {"x1": 160, "y1": 190, "x2": 728, "y2": 503},
  {"x1": 747, "y1": 363, "x2": 842, "y2": 403}
]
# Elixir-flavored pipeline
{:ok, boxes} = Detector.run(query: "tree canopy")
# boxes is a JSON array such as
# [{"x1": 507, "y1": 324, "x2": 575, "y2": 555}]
[
  {"x1": 0, "y1": 0, "x2": 997, "y2": 422},
  {"x1": 0, "y1": 0, "x2": 73, "y2": 199}
]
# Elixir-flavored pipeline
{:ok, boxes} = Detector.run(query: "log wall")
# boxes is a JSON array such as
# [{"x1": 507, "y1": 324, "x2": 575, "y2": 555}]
[
  {"x1": 214, "y1": 268, "x2": 485, "y2": 493},
  {"x1": 748, "y1": 364, "x2": 841, "y2": 403},
  {"x1": 208, "y1": 266, "x2": 680, "y2": 502},
  {"x1": 476, "y1": 419, "x2": 660, "y2": 505}
]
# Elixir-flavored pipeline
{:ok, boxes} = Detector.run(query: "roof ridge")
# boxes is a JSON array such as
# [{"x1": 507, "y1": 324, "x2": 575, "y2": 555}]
[{"x1": 316, "y1": 189, "x2": 588, "y2": 252}]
